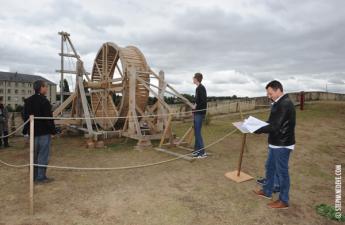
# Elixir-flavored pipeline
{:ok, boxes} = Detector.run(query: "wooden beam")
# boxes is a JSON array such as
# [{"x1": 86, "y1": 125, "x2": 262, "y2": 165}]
[
  {"x1": 53, "y1": 92, "x2": 77, "y2": 117},
  {"x1": 77, "y1": 70, "x2": 93, "y2": 136},
  {"x1": 136, "y1": 76, "x2": 171, "y2": 111}
]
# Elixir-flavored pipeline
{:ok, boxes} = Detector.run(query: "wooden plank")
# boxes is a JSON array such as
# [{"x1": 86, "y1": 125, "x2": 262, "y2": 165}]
[
  {"x1": 77, "y1": 73, "x2": 93, "y2": 136},
  {"x1": 136, "y1": 76, "x2": 171, "y2": 111},
  {"x1": 53, "y1": 92, "x2": 77, "y2": 117},
  {"x1": 159, "y1": 115, "x2": 172, "y2": 148}
]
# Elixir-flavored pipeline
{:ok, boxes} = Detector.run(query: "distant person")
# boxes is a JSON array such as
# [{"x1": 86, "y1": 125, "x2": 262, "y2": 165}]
[
  {"x1": 192, "y1": 72, "x2": 207, "y2": 158},
  {"x1": 22, "y1": 97, "x2": 30, "y2": 147},
  {"x1": 0, "y1": 97, "x2": 9, "y2": 148},
  {"x1": 23, "y1": 80, "x2": 56, "y2": 184},
  {"x1": 253, "y1": 80, "x2": 296, "y2": 209}
]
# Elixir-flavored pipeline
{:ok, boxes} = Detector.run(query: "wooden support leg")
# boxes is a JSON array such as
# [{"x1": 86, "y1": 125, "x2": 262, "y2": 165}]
[
  {"x1": 225, "y1": 133, "x2": 253, "y2": 183},
  {"x1": 237, "y1": 134, "x2": 247, "y2": 176},
  {"x1": 159, "y1": 115, "x2": 172, "y2": 148}
]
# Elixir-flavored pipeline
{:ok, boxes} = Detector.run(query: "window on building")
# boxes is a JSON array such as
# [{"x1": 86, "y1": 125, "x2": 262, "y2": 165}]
[
  {"x1": 7, "y1": 96, "x2": 11, "y2": 101},
  {"x1": 7, "y1": 89, "x2": 11, "y2": 94},
  {"x1": 15, "y1": 89, "x2": 18, "y2": 94},
  {"x1": 15, "y1": 82, "x2": 18, "y2": 87},
  {"x1": 0, "y1": 89, "x2": 3, "y2": 94},
  {"x1": 22, "y1": 90, "x2": 25, "y2": 94},
  {"x1": 0, "y1": 82, "x2": 3, "y2": 86},
  {"x1": 7, "y1": 82, "x2": 11, "y2": 87}
]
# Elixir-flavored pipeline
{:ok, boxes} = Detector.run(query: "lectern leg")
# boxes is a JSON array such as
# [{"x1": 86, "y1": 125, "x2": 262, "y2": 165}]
[
  {"x1": 225, "y1": 133, "x2": 253, "y2": 183},
  {"x1": 237, "y1": 133, "x2": 247, "y2": 176}
]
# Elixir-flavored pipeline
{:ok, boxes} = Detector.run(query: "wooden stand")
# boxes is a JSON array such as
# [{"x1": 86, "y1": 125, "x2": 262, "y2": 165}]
[{"x1": 225, "y1": 122, "x2": 253, "y2": 183}]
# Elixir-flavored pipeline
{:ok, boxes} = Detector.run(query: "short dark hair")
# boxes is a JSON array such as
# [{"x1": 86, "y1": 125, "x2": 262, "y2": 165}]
[
  {"x1": 33, "y1": 80, "x2": 47, "y2": 93},
  {"x1": 194, "y1": 72, "x2": 203, "y2": 83},
  {"x1": 266, "y1": 80, "x2": 283, "y2": 92}
]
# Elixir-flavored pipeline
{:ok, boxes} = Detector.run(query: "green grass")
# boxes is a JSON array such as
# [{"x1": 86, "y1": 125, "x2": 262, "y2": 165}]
[{"x1": 316, "y1": 204, "x2": 345, "y2": 222}]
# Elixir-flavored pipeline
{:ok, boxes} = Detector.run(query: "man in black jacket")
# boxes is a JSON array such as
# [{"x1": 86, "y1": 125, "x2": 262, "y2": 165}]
[
  {"x1": 23, "y1": 80, "x2": 56, "y2": 183},
  {"x1": 192, "y1": 73, "x2": 207, "y2": 158},
  {"x1": 253, "y1": 80, "x2": 296, "y2": 209}
]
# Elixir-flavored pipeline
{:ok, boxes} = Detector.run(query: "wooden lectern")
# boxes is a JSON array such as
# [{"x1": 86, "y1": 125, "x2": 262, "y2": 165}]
[{"x1": 225, "y1": 121, "x2": 254, "y2": 183}]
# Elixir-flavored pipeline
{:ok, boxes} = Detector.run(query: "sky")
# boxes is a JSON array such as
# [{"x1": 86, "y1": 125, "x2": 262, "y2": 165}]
[{"x1": 0, "y1": 0, "x2": 344, "y2": 97}]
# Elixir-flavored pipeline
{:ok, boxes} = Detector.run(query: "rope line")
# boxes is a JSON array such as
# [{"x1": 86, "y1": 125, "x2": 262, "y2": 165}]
[
  {"x1": 0, "y1": 129, "x2": 238, "y2": 170},
  {"x1": 0, "y1": 119, "x2": 29, "y2": 138}
]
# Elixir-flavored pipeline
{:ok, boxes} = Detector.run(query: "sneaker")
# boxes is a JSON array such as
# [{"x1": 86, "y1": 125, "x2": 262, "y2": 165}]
[
  {"x1": 192, "y1": 151, "x2": 199, "y2": 157},
  {"x1": 35, "y1": 177, "x2": 55, "y2": 184},
  {"x1": 197, "y1": 154, "x2": 208, "y2": 159},
  {"x1": 193, "y1": 153, "x2": 207, "y2": 159},
  {"x1": 256, "y1": 177, "x2": 266, "y2": 185}
]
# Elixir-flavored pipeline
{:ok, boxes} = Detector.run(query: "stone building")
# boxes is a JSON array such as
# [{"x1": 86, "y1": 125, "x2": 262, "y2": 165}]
[{"x1": 0, "y1": 71, "x2": 57, "y2": 109}]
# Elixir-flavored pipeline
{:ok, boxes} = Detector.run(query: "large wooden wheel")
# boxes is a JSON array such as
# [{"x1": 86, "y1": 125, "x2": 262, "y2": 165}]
[{"x1": 89, "y1": 42, "x2": 150, "y2": 130}]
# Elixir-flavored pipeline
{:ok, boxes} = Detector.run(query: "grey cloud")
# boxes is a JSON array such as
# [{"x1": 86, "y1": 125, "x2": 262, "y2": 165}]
[{"x1": 0, "y1": 0, "x2": 344, "y2": 96}]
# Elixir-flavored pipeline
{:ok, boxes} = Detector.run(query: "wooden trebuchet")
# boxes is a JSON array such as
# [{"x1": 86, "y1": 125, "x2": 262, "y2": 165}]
[{"x1": 54, "y1": 32, "x2": 194, "y2": 145}]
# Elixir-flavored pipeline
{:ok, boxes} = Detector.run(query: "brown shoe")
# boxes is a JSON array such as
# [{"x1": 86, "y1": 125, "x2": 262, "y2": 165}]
[
  {"x1": 267, "y1": 200, "x2": 280, "y2": 207},
  {"x1": 253, "y1": 189, "x2": 272, "y2": 200},
  {"x1": 268, "y1": 200, "x2": 289, "y2": 209}
]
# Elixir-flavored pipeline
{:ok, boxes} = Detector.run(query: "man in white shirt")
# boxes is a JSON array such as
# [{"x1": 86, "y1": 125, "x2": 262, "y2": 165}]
[{"x1": 253, "y1": 80, "x2": 296, "y2": 209}]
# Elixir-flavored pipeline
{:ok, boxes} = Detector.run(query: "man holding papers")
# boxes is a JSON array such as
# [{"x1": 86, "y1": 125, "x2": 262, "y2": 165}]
[{"x1": 253, "y1": 80, "x2": 296, "y2": 209}]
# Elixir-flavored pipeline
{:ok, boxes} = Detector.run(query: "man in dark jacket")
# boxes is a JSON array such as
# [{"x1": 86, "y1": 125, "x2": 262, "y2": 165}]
[
  {"x1": 23, "y1": 80, "x2": 56, "y2": 183},
  {"x1": 192, "y1": 73, "x2": 207, "y2": 158},
  {"x1": 253, "y1": 80, "x2": 296, "y2": 209}
]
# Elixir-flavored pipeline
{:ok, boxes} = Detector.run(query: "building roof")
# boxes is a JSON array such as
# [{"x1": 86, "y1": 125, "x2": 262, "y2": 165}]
[{"x1": 0, "y1": 71, "x2": 56, "y2": 85}]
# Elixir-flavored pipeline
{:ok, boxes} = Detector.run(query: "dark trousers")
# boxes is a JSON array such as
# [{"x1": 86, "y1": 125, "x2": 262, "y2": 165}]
[
  {"x1": 0, "y1": 130, "x2": 8, "y2": 147},
  {"x1": 34, "y1": 134, "x2": 51, "y2": 180},
  {"x1": 2, "y1": 130, "x2": 9, "y2": 147},
  {"x1": 193, "y1": 113, "x2": 205, "y2": 156},
  {"x1": 263, "y1": 147, "x2": 292, "y2": 204}
]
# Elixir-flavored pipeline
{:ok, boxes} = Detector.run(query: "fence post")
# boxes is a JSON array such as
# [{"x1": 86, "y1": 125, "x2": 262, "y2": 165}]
[
  {"x1": 300, "y1": 91, "x2": 305, "y2": 111},
  {"x1": 29, "y1": 115, "x2": 34, "y2": 215}
]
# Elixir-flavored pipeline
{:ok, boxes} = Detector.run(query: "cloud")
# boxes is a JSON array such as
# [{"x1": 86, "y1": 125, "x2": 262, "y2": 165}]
[{"x1": 0, "y1": 0, "x2": 344, "y2": 96}]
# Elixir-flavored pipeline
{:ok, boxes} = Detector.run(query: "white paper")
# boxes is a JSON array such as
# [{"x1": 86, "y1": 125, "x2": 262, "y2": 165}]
[
  {"x1": 232, "y1": 121, "x2": 250, "y2": 133},
  {"x1": 241, "y1": 116, "x2": 269, "y2": 133}
]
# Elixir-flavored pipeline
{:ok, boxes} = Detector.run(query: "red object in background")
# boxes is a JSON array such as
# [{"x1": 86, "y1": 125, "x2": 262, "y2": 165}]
[{"x1": 300, "y1": 91, "x2": 305, "y2": 110}]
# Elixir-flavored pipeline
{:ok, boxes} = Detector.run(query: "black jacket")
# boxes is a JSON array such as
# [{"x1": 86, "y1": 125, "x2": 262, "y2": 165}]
[
  {"x1": 255, "y1": 94, "x2": 296, "y2": 146},
  {"x1": 194, "y1": 84, "x2": 207, "y2": 115},
  {"x1": 23, "y1": 94, "x2": 56, "y2": 136}
]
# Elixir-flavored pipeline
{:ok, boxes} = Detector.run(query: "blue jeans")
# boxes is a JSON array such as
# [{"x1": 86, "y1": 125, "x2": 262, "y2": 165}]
[
  {"x1": 263, "y1": 147, "x2": 291, "y2": 204},
  {"x1": 193, "y1": 113, "x2": 205, "y2": 156},
  {"x1": 34, "y1": 135, "x2": 51, "y2": 181}
]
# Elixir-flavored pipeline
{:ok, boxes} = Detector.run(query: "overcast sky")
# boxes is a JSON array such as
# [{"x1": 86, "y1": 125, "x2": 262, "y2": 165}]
[{"x1": 0, "y1": 0, "x2": 344, "y2": 97}]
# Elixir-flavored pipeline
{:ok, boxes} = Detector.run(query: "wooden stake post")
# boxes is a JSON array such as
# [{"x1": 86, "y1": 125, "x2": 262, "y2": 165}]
[
  {"x1": 29, "y1": 115, "x2": 34, "y2": 215},
  {"x1": 225, "y1": 121, "x2": 253, "y2": 183}
]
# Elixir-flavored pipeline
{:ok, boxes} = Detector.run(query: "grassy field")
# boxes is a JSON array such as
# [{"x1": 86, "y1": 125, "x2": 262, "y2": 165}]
[{"x1": 0, "y1": 101, "x2": 344, "y2": 225}]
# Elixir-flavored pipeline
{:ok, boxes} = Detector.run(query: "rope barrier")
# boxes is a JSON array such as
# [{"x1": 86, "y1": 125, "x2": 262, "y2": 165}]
[
  {"x1": 0, "y1": 128, "x2": 238, "y2": 170},
  {"x1": 0, "y1": 119, "x2": 29, "y2": 138},
  {"x1": 0, "y1": 102, "x2": 268, "y2": 170}
]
